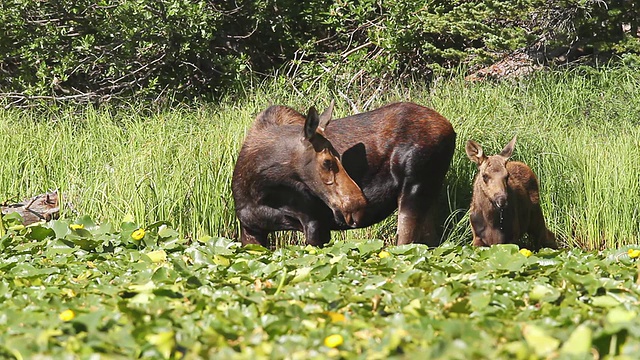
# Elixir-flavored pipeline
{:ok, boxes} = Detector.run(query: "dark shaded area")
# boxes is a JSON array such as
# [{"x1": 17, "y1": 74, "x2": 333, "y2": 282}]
[{"x1": 341, "y1": 143, "x2": 369, "y2": 186}]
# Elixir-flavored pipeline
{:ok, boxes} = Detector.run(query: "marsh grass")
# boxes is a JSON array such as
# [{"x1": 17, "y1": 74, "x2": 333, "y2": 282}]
[{"x1": 1, "y1": 68, "x2": 639, "y2": 250}]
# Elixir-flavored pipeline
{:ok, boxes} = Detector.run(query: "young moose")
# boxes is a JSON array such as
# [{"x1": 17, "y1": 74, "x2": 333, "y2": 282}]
[
  {"x1": 466, "y1": 136, "x2": 558, "y2": 250},
  {"x1": 232, "y1": 102, "x2": 367, "y2": 247}
]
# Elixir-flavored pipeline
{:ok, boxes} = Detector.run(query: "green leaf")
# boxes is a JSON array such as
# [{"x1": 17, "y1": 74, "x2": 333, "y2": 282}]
[
  {"x1": 50, "y1": 220, "x2": 70, "y2": 239},
  {"x1": 522, "y1": 324, "x2": 560, "y2": 357},
  {"x1": 592, "y1": 295, "x2": 621, "y2": 308},
  {"x1": 606, "y1": 307, "x2": 637, "y2": 325},
  {"x1": 356, "y1": 239, "x2": 384, "y2": 255},
  {"x1": 560, "y1": 324, "x2": 592, "y2": 355},
  {"x1": 157, "y1": 226, "x2": 179, "y2": 239},
  {"x1": 26, "y1": 224, "x2": 55, "y2": 241},
  {"x1": 145, "y1": 331, "x2": 175, "y2": 359},
  {"x1": 290, "y1": 267, "x2": 312, "y2": 284},
  {"x1": 75, "y1": 215, "x2": 97, "y2": 230},
  {"x1": 529, "y1": 284, "x2": 561, "y2": 302}
]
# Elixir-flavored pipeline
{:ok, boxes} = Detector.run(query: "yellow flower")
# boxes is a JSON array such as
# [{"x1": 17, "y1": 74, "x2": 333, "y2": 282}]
[
  {"x1": 131, "y1": 228, "x2": 146, "y2": 241},
  {"x1": 59, "y1": 309, "x2": 75, "y2": 322},
  {"x1": 325, "y1": 311, "x2": 346, "y2": 323},
  {"x1": 324, "y1": 334, "x2": 344, "y2": 348},
  {"x1": 378, "y1": 250, "x2": 391, "y2": 259},
  {"x1": 69, "y1": 224, "x2": 84, "y2": 231},
  {"x1": 628, "y1": 249, "x2": 640, "y2": 258},
  {"x1": 519, "y1": 249, "x2": 533, "y2": 257}
]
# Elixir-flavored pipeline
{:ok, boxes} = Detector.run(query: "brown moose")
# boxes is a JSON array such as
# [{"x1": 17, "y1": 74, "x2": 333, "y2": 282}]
[
  {"x1": 232, "y1": 102, "x2": 367, "y2": 247},
  {"x1": 465, "y1": 136, "x2": 558, "y2": 250},
  {"x1": 296, "y1": 102, "x2": 456, "y2": 246}
]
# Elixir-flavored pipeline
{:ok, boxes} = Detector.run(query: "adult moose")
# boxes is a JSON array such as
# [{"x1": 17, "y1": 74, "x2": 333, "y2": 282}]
[
  {"x1": 308, "y1": 102, "x2": 456, "y2": 246},
  {"x1": 465, "y1": 136, "x2": 558, "y2": 250},
  {"x1": 232, "y1": 103, "x2": 367, "y2": 247}
]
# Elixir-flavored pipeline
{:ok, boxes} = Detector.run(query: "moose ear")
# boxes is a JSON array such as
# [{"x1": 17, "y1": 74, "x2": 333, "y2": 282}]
[
  {"x1": 499, "y1": 135, "x2": 517, "y2": 159},
  {"x1": 465, "y1": 140, "x2": 486, "y2": 165},
  {"x1": 304, "y1": 106, "x2": 320, "y2": 139},
  {"x1": 317, "y1": 99, "x2": 334, "y2": 131}
]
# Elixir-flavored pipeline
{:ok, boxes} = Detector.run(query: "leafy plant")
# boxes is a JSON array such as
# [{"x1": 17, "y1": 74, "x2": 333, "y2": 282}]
[{"x1": 2, "y1": 214, "x2": 640, "y2": 358}]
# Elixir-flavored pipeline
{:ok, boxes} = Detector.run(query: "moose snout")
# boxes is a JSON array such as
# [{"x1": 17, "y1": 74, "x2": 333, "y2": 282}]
[
  {"x1": 343, "y1": 207, "x2": 366, "y2": 228},
  {"x1": 344, "y1": 211, "x2": 356, "y2": 227},
  {"x1": 495, "y1": 194, "x2": 508, "y2": 209},
  {"x1": 339, "y1": 194, "x2": 367, "y2": 228}
]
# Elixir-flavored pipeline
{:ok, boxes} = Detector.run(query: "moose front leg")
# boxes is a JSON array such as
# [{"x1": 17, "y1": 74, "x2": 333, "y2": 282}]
[
  {"x1": 240, "y1": 226, "x2": 270, "y2": 248},
  {"x1": 303, "y1": 220, "x2": 331, "y2": 247}
]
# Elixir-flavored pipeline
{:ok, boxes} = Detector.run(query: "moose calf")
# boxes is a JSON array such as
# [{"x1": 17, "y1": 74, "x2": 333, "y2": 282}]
[{"x1": 466, "y1": 136, "x2": 558, "y2": 250}]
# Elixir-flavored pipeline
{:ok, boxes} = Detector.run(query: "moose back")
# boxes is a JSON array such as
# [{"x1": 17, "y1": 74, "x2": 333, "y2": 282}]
[{"x1": 313, "y1": 102, "x2": 456, "y2": 246}]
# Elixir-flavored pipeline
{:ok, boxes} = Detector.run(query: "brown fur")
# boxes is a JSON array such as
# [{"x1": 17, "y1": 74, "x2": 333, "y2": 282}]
[
  {"x1": 295, "y1": 102, "x2": 456, "y2": 246},
  {"x1": 466, "y1": 136, "x2": 558, "y2": 250},
  {"x1": 232, "y1": 103, "x2": 367, "y2": 247}
]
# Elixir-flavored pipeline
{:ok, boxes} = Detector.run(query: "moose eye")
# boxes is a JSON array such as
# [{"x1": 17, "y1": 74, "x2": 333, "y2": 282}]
[
  {"x1": 323, "y1": 159, "x2": 334, "y2": 170},
  {"x1": 482, "y1": 174, "x2": 489, "y2": 183}
]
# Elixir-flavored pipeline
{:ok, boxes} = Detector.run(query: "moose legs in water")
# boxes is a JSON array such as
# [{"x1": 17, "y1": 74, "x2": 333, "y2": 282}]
[
  {"x1": 395, "y1": 143, "x2": 453, "y2": 246},
  {"x1": 525, "y1": 201, "x2": 558, "y2": 250},
  {"x1": 397, "y1": 205, "x2": 438, "y2": 246}
]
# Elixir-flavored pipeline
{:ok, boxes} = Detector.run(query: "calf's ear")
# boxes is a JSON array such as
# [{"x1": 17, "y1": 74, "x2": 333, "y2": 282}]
[
  {"x1": 318, "y1": 99, "x2": 334, "y2": 132},
  {"x1": 500, "y1": 135, "x2": 517, "y2": 159},
  {"x1": 465, "y1": 140, "x2": 486, "y2": 165},
  {"x1": 304, "y1": 106, "x2": 320, "y2": 140}
]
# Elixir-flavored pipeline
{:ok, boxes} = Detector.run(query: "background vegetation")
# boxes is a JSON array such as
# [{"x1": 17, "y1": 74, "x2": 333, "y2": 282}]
[
  {"x1": 1, "y1": 0, "x2": 638, "y2": 104},
  {"x1": 2, "y1": 2, "x2": 640, "y2": 358}
]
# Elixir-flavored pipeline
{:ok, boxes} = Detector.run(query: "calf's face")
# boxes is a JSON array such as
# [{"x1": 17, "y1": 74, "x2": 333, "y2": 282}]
[{"x1": 466, "y1": 136, "x2": 517, "y2": 209}]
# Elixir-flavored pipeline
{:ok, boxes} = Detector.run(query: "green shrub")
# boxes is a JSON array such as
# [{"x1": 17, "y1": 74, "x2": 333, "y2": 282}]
[{"x1": 0, "y1": 0, "x2": 638, "y2": 103}]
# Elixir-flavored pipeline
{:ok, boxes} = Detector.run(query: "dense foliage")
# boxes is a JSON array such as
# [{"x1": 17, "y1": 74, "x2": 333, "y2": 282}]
[
  {"x1": 2, "y1": 214, "x2": 640, "y2": 358},
  {"x1": 1, "y1": 0, "x2": 638, "y2": 103}
]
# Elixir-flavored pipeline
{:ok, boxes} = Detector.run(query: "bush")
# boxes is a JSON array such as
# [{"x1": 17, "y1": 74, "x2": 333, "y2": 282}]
[
  {"x1": 0, "y1": 0, "x2": 327, "y2": 104},
  {"x1": 0, "y1": 0, "x2": 638, "y2": 104}
]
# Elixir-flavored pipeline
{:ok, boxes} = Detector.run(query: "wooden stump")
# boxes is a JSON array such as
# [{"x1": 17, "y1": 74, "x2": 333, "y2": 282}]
[{"x1": 1, "y1": 190, "x2": 60, "y2": 225}]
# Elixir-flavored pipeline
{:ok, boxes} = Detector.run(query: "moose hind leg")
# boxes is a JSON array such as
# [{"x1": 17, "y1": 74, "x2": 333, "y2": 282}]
[
  {"x1": 397, "y1": 183, "x2": 439, "y2": 246},
  {"x1": 528, "y1": 207, "x2": 558, "y2": 250},
  {"x1": 542, "y1": 229, "x2": 558, "y2": 249}
]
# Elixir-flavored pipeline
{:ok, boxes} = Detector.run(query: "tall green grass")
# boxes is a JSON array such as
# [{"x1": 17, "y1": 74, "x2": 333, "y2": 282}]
[{"x1": 1, "y1": 68, "x2": 639, "y2": 249}]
